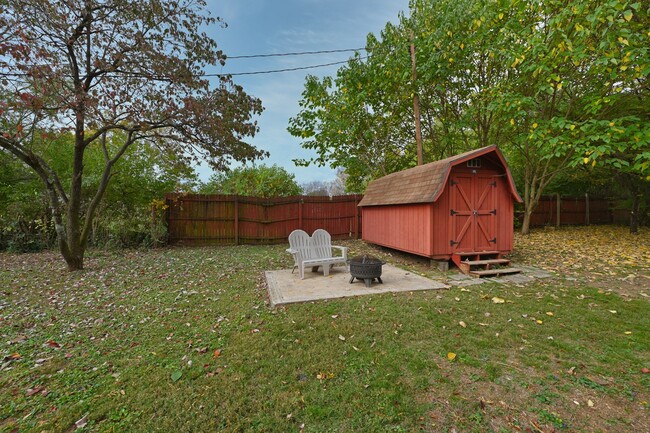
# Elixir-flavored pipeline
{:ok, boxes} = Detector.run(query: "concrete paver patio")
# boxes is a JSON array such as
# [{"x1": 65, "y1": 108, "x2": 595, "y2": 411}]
[
  {"x1": 266, "y1": 264, "x2": 449, "y2": 307},
  {"x1": 265, "y1": 263, "x2": 556, "y2": 307}
]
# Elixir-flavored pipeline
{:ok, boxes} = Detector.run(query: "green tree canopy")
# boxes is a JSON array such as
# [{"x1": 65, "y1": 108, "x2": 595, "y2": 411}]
[{"x1": 200, "y1": 164, "x2": 302, "y2": 198}]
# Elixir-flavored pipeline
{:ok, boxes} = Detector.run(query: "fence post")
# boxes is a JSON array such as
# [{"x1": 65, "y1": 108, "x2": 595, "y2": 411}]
[
  {"x1": 298, "y1": 197, "x2": 303, "y2": 230},
  {"x1": 234, "y1": 195, "x2": 239, "y2": 245},
  {"x1": 585, "y1": 193, "x2": 590, "y2": 225},
  {"x1": 354, "y1": 195, "x2": 359, "y2": 239},
  {"x1": 556, "y1": 194, "x2": 561, "y2": 227}
]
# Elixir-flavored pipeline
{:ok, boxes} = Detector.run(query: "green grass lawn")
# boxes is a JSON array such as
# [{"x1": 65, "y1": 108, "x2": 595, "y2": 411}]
[{"x1": 1, "y1": 226, "x2": 649, "y2": 432}]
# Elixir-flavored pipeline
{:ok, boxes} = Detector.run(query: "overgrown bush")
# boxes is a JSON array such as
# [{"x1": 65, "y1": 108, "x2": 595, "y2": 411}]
[
  {"x1": 0, "y1": 203, "x2": 168, "y2": 252},
  {"x1": 0, "y1": 217, "x2": 56, "y2": 253},
  {"x1": 89, "y1": 202, "x2": 168, "y2": 249}
]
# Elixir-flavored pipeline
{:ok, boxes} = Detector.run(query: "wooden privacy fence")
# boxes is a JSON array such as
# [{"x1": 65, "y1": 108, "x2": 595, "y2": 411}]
[
  {"x1": 165, "y1": 193, "x2": 631, "y2": 245},
  {"x1": 165, "y1": 193, "x2": 362, "y2": 245},
  {"x1": 521, "y1": 194, "x2": 631, "y2": 227}
]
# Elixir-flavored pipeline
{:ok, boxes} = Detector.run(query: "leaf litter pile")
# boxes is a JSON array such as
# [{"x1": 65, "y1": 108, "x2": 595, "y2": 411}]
[
  {"x1": 1, "y1": 226, "x2": 649, "y2": 432},
  {"x1": 511, "y1": 225, "x2": 650, "y2": 296}
]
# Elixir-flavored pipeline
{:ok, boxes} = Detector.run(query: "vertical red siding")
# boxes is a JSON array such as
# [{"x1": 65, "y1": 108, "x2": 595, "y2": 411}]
[
  {"x1": 362, "y1": 203, "x2": 433, "y2": 257},
  {"x1": 496, "y1": 177, "x2": 515, "y2": 252},
  {"x1": 431, "y1": 187, "x2": 449, "y2": 257},
  {"x1": 362, "y1": 165, "x2": 518, "y2": 259}
]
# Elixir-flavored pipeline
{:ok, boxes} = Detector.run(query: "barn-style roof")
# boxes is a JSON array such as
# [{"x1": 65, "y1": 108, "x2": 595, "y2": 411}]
[{"x1": 358, "y1": 145, "x2": 522, "y2": 207}]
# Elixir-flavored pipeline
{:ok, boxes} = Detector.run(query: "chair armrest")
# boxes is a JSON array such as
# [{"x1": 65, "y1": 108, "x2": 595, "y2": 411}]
[{"x1": 331, "y1": 245, "x2": 348, "y2": 260}]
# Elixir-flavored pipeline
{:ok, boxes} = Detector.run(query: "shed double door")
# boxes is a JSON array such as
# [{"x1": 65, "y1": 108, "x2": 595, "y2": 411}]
[{"x1": 449, "y1": 172, "x2": 498, "y2": 252}]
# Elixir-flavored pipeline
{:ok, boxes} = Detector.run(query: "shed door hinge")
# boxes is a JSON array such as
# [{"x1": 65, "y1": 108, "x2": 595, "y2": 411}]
[
  {"x1": 489, "y1": 237, "x2": 497, "y2": 243},
  {"x1": 490, "y1": 181, "x2": 497, "y2": 187},
  {"x1": 450, "y1": 209, "x2": 457, "y2": 216},
  {"x1": 450, "y1": 240, "x2": 459, "y2": 246},
  {"x1": 450, "y1": 179, "x2": 458, "y2": 185},
  {"x1": 490, "y1": 209, "x2": 497, "y2": 215}
]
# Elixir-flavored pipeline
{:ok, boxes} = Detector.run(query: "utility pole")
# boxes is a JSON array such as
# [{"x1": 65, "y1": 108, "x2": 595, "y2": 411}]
[{"x1": 410, "y1": 31, "x2": 423, "y2": 165}]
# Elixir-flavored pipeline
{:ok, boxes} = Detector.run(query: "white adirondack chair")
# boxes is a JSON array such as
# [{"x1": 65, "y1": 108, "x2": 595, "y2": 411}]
[{"x1": 286, "y1": 229, "x2": 348, "y2": 279}]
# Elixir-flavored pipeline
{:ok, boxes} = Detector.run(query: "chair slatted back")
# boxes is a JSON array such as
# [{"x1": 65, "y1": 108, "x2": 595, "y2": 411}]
[
  {"x1": 288, "y1": 229, "x2": 313, "y2": 261},
  {"x1": 311, "y1": 229, "x2": 333, "y2": 260}
]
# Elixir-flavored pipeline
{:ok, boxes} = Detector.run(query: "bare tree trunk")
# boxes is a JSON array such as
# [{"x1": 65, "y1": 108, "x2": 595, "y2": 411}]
[
  {"x1": 521, "y1": 208, "x2": 533, "y2": 235},
  {"x1": 615, "y1": 172, "x2": 643, "y2": 235}
]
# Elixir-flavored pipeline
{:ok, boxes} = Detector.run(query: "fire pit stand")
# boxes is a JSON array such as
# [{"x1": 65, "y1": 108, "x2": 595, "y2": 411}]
[{"x1": 348, "y1": 255, "x2": 385, "y2": 288}]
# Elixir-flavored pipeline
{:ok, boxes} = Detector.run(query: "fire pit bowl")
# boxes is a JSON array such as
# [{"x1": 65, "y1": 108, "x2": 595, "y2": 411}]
[{"x1": 348, "y1": 255, "x2": 385, "y2": 287}]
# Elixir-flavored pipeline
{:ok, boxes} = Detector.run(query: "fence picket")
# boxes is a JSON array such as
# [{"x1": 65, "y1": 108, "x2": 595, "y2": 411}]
[{"x1": 165, "y1": 193, "x2": 629, "y2": 245}]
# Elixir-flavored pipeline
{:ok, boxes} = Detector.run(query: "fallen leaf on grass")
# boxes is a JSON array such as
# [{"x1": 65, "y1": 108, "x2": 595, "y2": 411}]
[
  {"x1": 491, "y1": 297, "x2": 505, "y2": 304},
  {"x1": 546, "y1": 312, "x2": 554, "y2": 316},
  {"x1": 26, "y1": 386, "x2": 46, "y2": 397},
  {"x1": 10, "y1": 335, "x2": 27, "y2": 345},
  {"x1": 459, "y1": 321, "x2": 467, "y2": 328},
  {"x1": 536, "y1": 320, "x2": 543, "y2": 325},
  {"x1": 206, "y1": 367, "x2": 224, "y2": 377},
  {"x1": 45, "y1": 340, "x2": 61, "y2": 348},
  {"x1": 641, "y1": 368, "x2": 650, "y2": 374},
  {"x1": 213, "y1": 349, "x2": 222, "y2": 358},
  {"x1": 609, "y1": 310, "x2": 617, "y2": 314},
  {"x1": 75, "y1": 414, "x2": 88, "y2": 429},
  {"x1": 171, "y1": 370, "x2": 182, "y2": 382},
  {"x1": 624, "y1": 331, "x2": 632, "y2": 335},
  {"x1": 587, "y1": 399, "x2": 594, "y2": 407},
  {"x1": 447, "y1": 352, "x2": 457, "y2": 361},
  {"x1": 338, "y1": 335, "x2": 346, "y2": 341}
]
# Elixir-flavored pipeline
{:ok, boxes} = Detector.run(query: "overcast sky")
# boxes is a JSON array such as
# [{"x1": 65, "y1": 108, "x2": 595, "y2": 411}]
[{"x1": 200, "y1": 0, "x2": 410, "y2": 185}]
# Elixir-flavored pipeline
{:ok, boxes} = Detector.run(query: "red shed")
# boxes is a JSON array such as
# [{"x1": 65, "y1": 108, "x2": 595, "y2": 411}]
[{"x1": 358, "y1": 145, "x2": 522, "y2": 270}]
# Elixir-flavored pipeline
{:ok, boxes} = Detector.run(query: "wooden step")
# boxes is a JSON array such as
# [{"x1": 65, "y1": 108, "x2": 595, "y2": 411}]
[
  {"x1": 454, "y1": 251, "x2": 499, "y2": 257},
  {"x1": 462, "y1": 259, "x2": 511, "y2": 266},
  {"x1": 452, "y1": 251, "x2": 502, "y2": 273},
  {"x1": 456, "y1": 258, "x2": 511, "y2": 274},
  {"x1": 469, "y1": 268, "x2": 522, "y2": 278}
]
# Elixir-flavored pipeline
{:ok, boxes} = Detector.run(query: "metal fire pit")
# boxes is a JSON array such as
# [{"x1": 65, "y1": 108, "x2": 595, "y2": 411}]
[{"x1": 348, "y1": 255, "x2": 385, "y2": 287}]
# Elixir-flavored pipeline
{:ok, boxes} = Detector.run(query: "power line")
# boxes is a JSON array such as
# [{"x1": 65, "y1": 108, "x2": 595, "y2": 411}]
[
  {"x1": 208, "y1": 56, "x2": 368, "y2": 76},
  {"x1": 0, "y1": 55, "x2": 369, "y2": 79},
  {"x1": 226, "y1": 48, "x2": 365, "y2": 59}
]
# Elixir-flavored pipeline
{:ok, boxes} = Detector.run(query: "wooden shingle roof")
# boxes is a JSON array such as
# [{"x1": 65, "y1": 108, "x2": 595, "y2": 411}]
[{"x1": 358, "y1": 145, "x2": 522, "y2": 206}]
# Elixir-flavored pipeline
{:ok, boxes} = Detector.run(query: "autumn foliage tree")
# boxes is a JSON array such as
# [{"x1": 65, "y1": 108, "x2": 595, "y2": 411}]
[
  {"x1": 289, "y1": 0, "x2": 649, "y2": 234},
  {"x1": 0, "y1": 0, "x2": 266, "y2": 269}
]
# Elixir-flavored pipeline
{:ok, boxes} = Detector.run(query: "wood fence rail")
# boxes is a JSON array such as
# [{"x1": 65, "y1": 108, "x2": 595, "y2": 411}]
[
  {"x1": 165, "y1": 193, "x2": 630, "y2": 245},
  {"x1": 165, "y1": 193, "x2": 362, "y2": 245},
  {"x1": 519, "y1": 194, "x2": 631, "y2": 227}
]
